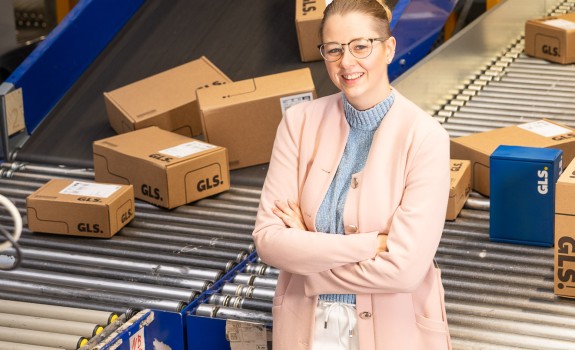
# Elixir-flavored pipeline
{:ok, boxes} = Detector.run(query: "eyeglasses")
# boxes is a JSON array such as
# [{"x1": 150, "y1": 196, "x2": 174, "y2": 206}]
[{"x1": 318, "y1": 37, "x2": 386, "y2": 62}]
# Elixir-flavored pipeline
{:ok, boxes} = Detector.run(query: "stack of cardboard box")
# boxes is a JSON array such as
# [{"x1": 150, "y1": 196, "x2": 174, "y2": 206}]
[
  {"x1": 27, "y1": 57, "x2": 317, "y2": 238},
  {"x1": 450, "y1": 119, "x2": 575, "y2": 299}
]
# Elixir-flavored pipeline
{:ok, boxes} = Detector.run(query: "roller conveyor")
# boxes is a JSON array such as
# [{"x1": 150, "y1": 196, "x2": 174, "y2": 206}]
[{"x1": 1, "y1": 0, "x2": 575, "y2": 349}]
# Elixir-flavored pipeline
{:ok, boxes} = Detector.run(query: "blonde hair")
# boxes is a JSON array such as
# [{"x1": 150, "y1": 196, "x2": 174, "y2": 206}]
[{"x1": 319, "y1": 0, "x2": 392, "y2": 40}]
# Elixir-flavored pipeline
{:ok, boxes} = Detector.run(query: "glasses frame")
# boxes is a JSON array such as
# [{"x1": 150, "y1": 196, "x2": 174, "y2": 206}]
[{"x1": 317, "y1": 37, "x2": 387, "y2": 62}]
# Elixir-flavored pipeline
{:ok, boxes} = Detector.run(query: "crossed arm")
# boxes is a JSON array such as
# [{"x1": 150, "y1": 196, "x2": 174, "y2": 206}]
[{"x1": 271, "y1": 199, "x2": 389, "y2": 254}]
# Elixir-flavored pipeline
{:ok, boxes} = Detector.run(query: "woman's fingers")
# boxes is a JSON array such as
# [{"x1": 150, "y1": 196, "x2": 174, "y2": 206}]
[{"x1": 272, "y1": 200, "x2": 307, "y2": 230}]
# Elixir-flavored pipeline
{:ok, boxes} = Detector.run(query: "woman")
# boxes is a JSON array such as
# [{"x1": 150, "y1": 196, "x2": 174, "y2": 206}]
[{"x1": 252, "y1": 0, "x2": 451, "y2": 349}]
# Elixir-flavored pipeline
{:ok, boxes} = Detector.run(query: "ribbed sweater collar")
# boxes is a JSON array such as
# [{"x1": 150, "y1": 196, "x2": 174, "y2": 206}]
[{"x1": 342, "y1": 91, "x2": 395, "y2": 131}]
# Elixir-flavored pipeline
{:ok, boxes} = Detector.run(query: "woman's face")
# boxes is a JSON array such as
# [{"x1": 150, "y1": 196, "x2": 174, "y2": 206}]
[{"x1": 322, "y1": 12, "x2": 396, "y2": 110}]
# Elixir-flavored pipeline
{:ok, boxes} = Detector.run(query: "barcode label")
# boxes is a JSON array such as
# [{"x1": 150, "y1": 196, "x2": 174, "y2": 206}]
[
  {"x1": 518, "y1": 120, "x2": 572, "y2": 137},
  {"x1": 280, "y1": 92, "x2": 313, "y2": 118},
  {"x1": 159, "y1": 141, "x2": 216, "y2": 158},
  {"x1": 60, "y1": 181, "x2": 121, "y2": 198}
]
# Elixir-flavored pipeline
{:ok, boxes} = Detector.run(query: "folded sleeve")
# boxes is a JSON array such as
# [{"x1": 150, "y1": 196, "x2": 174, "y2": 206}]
[
  {"x1": 252, "y1": 103, "x2": 380, "y2": 275},
  {"x1": 304, "y1": 125, "x2": 450, "y2": 295}
]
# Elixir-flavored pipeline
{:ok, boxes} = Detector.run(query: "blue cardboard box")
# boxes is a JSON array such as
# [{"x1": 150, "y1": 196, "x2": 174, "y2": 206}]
[{"x1": 490, "y1": 145, "x2": 563, "y2": 247}]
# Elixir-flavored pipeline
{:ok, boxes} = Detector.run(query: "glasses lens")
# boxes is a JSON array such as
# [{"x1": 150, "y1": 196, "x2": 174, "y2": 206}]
[
  {"x1": 349, "y1": 39, "x2": 373, "y2": 59},
  {"x1": 320, "y1": 43, "x2": 344, "y2": 62}
]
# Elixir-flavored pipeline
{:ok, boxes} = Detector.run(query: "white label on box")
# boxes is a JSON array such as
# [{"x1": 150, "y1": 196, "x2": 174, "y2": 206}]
[
  {"x1": 517, "y1": 120, "x2": 572, "y2": 137},
  {"x1": 60, "y1": 181, "x2": 121, "y2": 198},
  {"x1": 226, "y1": 320, "x2": 268, "y2": 350},
  {"x1": 159, "y1": 141, "x2": 215, "y2": 158},
  {"x1": 280, "y1": 92, "x2": 313, "y2": 118},
  {"x1": 325, "y1": 0, "x2": 333, "y2": 6},
  {"x1": 543, "y1": 18, "x2": 575, "y2": 30},
  {"x1": 129, "y1": 327, "x2": 146, "y2": 350}
]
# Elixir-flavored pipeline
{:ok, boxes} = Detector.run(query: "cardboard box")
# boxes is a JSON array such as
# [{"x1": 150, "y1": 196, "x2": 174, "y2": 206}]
[
  {"x1": 524, "y1": 13, "x2": 575, "y2": 64},
  {"x1": 197, "y1": 68, "x2": 316, "y2": 170},
  {"x1": 489, "y1": 145, "x2": 562, "y2": 247},
  {"x1": 225, "y1": 320, "x2": 271, "y2": 350},
  {"x1": 450, "y1": 119, "x2": 575, "y2": 196},
  {"x1": 446, "y1": 159, "x2": 471, "y2": 221},
  {"x1": 93, "y1": 126, "x2": 230, "y2": 209},
  {"x1": 104, "y1": 56, "x2": 232, "y2": 137},
  {"x1": 555, "y1": 158, "x2": 575, "y2": 297},
  {"x1": 295, "y1": 0, "x2": 326, "y2": 62},
  {"x1": 26, "y1": 179, "x2": 135, "y2": 238}
]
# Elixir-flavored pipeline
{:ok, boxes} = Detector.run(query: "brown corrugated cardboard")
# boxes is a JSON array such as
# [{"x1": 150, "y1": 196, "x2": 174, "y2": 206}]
[
  {"x1": 104, "y1": 56, "x2": 232, "y2": 137},
  {"x1": 446, "y1": 159, "x2": 471, "y2": 221},
  {"x1": 295, "y1": 0, "x2": 326, "y2": 62},
  {"x1": 450, "y1": 119, "x2": 575, "y2": 196},
  {"x1": 26, "y1": 179, "x2": 135, "y2": 238},
  {"x1": 197, "y1": 68, "x2": 316, "y2": 170},
  {"x1": 554, "y1": 158, "x2": 575, "y2": 298},
  {"x1": 525, "y1": 13, "x2": 575, "y2": 64},
  {"x1": 93, "y1": 126, "x2": 230, "y2": 209},
  {"x1": 4, "y1": 88, "x2": 25, "y2": 136}
]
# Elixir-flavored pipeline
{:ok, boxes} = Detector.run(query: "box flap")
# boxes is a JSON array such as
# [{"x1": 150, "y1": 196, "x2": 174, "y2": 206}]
[{"x1": 104, "y1": 56, "x2": 232, "y2": 122}]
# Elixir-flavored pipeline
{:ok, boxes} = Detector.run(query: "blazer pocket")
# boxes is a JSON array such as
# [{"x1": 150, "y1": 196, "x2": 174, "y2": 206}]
[
  {"x1": 272, "y1": 294, "x2": 285, "y2": 307},
  {"x1": 415, "y1": 313, "x2": 448, "y2": 333}
]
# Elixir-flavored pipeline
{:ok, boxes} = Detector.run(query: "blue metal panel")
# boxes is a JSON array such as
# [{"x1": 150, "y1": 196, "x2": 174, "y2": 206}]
[
  {"x1": 5, "y1": 0, "x2": 145, "y2": 133},
  {"x1": 97, "y1": 309, "x2": 186, "y2": 350},
  {"x1": 390, "y1": 0, "x2": 457, "y2": 81},
  {"x1": 184, "y1": 252, "x2": 258, "y2": 350}
]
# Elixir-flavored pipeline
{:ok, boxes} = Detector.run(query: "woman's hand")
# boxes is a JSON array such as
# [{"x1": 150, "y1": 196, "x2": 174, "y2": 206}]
[
  {"x1": 377, "y1": 233, "x2": 388, "y2": 253},
  {"x1": 272, "y1": 200, "x2": 307, "y2": 230}
]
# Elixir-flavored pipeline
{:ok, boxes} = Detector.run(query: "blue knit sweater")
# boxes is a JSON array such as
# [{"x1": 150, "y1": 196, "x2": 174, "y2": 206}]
[{"x1": 316, "y1": 91, "x2": 395, "y2": 304}]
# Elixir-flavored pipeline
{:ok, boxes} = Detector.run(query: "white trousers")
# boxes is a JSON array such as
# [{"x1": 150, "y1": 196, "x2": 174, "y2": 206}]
[{"x1": 312, "y1": 300, "x2": 360, "y2": 350}]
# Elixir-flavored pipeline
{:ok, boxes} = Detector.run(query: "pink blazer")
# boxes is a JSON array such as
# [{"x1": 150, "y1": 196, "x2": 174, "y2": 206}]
[{"x1": 253, "y1": 90, "x2": 452, "y2": 350}]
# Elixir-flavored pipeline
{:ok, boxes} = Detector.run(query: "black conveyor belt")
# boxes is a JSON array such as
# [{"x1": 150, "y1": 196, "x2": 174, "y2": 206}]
[{"x1": 16, "y1": 0, "x2": 400, "y2": 170}]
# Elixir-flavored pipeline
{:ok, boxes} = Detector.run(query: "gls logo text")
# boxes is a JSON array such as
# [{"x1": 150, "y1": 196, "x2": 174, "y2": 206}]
[
  {"x1": 197, "y1": 175, "x2": 221, "y2": 192},
  {"x1": 537, "y1": 166, "x2": 549, "y2": 195},
  {"x1": 542, "y1": 44, "x2": 560, "y2": 57},
  {"x1": 302, "y1": 0, "x2": 317, "y2": 15}
]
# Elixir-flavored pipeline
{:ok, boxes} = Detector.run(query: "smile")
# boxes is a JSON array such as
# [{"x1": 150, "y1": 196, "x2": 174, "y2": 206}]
[{"x1": 342, "y1": 72, "x2": 364, "y2": 80}]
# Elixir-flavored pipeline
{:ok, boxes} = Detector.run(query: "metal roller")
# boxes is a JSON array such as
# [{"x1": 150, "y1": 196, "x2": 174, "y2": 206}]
[
  {"x1": 77, "y1": 313, "x2": 128, "y2": 350},
  {"x1": 0, "y1": 340, "x2": 62, "y2": 350},
  {"x1": 446, "y1": 301, "x2": 575, "y2": 329},
  {"x1": 0, "y1": 268, "x2": 198, "y2": 303},
  {"x1": 245, "y1": 263, "x2": 277, "y2": 277},
  {"x1": 194, "y1": 304, "x2": 272, "y2": 325},
  {"x1": 220, "y1": 283, "x2": 275, "y2": 301},
  {"x1": 0, "y1": 162, "x2": 95, "y2": 178},
  {"x1": 0, "y1": 293, "x2": 131, "y2": 317},
  {"x1": 447, "y1": 323, "x2": 574, "y2": 350},
  {"x1": 0, "y1": 325, "x2": 87, "y2": 350},
  {"x1": 0, "y1": 299, "x2": 118, "y2": 325},
  {"x1": 208, "y1": 293, "x2": 272, "y2": 313},
  {"x1": 20, "y1": 258, "x2": 212, "y2": 292},
  {"x1": 127, "y1": 220, "x2": 254, "y2": 242},
  {"x1": 12, "y1": 230, "x2": 236, "y2": 272},
  {"x1": 192, "y1": 198, "x2": 259, "y2": 214},
  {"x1": 0, "y1": 312, "x2": 103, "y2": 338},
  {"x1": 118, "y1": 227, "x2": 255, "y2": 253},
  {"x1": 233, "y1": 273, "x2": 278, "y2": 289},
  {"x1": 0, "y1": 279, "x2": 187, "y2": 312},
  {"x1": 1, "y1": 246, "x2": 223, "y2": 281},
  {"x1": 447, "y1": 314, "x2": 575, "y2": 345}
]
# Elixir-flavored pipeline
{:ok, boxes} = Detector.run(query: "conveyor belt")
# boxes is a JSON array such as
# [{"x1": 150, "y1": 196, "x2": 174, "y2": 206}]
[
  {"x1": 11, "y1": 0, "x2": 340, "y2": 168},
  {"x1": 437, "y1": 39, "x2": 575, "y2": 137},
  {"x1": 2, "y1": 0, "x2": 575, "y2": 349}
]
